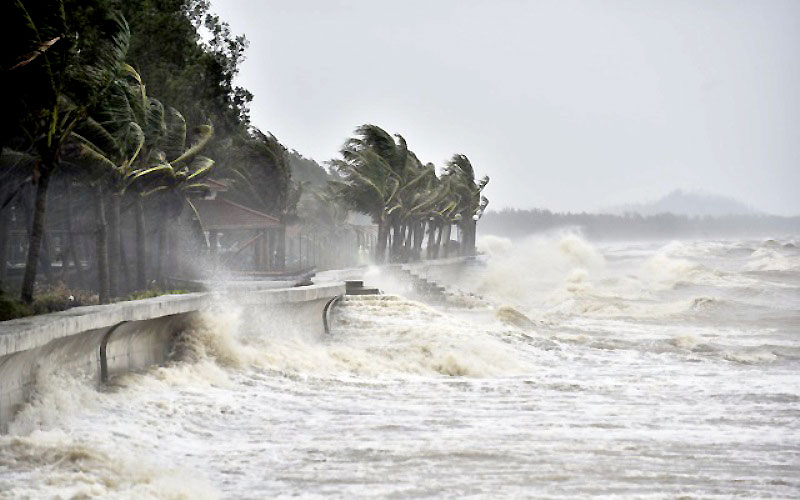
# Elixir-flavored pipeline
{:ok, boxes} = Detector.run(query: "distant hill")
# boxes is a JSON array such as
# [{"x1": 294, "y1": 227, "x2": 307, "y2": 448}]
[{"x1": 608, "y1": 189, "x2": 757, "y2": 216}]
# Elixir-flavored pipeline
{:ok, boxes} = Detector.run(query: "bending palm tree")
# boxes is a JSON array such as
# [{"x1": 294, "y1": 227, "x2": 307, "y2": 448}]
[
  {"x1": 4, "y1": 1, "x2": 130, "y2": 303},
  {"x1": 444, "y1": 154, "x2": 489, "y2": 256}
]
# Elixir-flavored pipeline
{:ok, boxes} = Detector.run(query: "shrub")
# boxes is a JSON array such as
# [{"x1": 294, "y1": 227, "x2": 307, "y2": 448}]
[{"x1": 0, "y1": 291, "x2": 34, "y2": 321}]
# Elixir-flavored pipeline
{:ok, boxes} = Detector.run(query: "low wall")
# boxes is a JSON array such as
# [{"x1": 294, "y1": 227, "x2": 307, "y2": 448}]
[{"x1": 0, "y1": 282, "x2": 344, "y2": 432}]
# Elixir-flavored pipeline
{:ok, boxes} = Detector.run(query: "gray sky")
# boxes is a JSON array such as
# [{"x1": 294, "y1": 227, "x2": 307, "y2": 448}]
[{"x1": 212, "y1": 0, "x2": 800, "y2": 215}]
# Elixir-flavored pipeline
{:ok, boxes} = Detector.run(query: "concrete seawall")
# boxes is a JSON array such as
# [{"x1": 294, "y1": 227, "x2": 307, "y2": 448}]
[
  {"x1": 0, "y1": 282, "x2": 344, "y2": 432},
  {"x1": 316, "y1": 257, "x2": 479, "y2": 297}
]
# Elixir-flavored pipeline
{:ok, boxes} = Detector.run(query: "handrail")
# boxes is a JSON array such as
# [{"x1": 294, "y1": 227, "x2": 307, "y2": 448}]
[
  {"x1": 322, "y1": 295, "x2": 343, "y2": 334},
  {"x1": 99, "y1": 321, "x2": 129, "y2": 383}
]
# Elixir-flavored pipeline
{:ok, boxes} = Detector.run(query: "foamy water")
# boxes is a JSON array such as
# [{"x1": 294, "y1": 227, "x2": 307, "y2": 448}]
[{"x1": 1, "y1": 235, "x2": 798, "y2": 498}]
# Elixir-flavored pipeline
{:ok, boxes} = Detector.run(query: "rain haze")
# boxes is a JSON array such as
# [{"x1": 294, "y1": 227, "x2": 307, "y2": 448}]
[
  {"x1": 3, "y1": 0, "x2": 800, "y2": 497},
  {"x1": 213, "y1": 0, "x2": 800, "y2": 216}
]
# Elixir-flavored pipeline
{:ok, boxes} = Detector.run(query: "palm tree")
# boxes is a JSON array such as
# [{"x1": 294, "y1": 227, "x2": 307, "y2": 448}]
[
  {"x1": 3, "y1": 1, "x2": 130, "y2": 303},
  {"x1": 73, "y1": 75, "x2": 214, "y2": 294},
  {"x1": 230, "y1": 129, "x2": 299, "y2": 271},
  {"x1": 332, "y1": 124, "x2": 430, "y2": 262},
  {"x1": 124, "y1": 114, "x2": 215, "y2": 286},
  {"x1": 329, "y1": 149, "x2": 397, "y2": 263},
  {"x1": 330, "y1": 125, "x2": 490, "y2": 262},
  {"x1": 443, "y1": 154, "x2": 489, "y2": 256},
  {"x1": 67, "y1": 67, "x2": 146, "y2": 299}
]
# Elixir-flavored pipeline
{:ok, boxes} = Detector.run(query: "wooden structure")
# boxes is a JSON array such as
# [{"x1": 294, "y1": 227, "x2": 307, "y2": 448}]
[{"x1": 192, "y1": 197, "x2": 282, "y2": 272}]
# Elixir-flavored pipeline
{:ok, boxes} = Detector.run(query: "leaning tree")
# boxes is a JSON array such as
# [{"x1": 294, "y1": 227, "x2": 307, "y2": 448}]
[{"x1": 2, "y1": 1, "x2": 130, "y2": 302}]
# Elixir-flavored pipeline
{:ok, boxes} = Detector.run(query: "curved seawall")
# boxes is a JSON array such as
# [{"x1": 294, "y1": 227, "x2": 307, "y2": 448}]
[{"x1": 0, "y1": 282, "x2": 344, "y2": 432}]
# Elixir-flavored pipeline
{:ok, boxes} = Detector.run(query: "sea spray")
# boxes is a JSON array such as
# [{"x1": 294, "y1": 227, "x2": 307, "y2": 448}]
[
  {"x1": 475, "y1": 232, "x2": 605, "y2": 309},
  {"x1": 8, "y1": 371, "x2": 103, "y2": 435},
  {"x1": 1, "y1": 372, "x2": 220, "y2": 499},
  {"x1": 0, "y1": 429, "x2": 219, "y2": 499},
  {"x1": 250, "y1": 295, "x2": 531, "y2": 378},
  {"x1": 172, "y1": 306, "x2": 252, "y2": 369}
]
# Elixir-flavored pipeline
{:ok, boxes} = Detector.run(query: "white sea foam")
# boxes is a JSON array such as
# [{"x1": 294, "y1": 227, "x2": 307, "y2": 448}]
[
  {"x1": 253, "y1": 295, "x2": 529, "y2": 378},
  {"x1": 475, "y1": 232, "x2": 605, "y2": 309},
  {"x1": 745, "y1": 247, "x2": 800, "y2": 271}
]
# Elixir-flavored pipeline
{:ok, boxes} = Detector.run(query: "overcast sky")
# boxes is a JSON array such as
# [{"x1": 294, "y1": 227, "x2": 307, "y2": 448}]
[{"x1": 212, "y1": 0, "x2": 800, "y2": 215}]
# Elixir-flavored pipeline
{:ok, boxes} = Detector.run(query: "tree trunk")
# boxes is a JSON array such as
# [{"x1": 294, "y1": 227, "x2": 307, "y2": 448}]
[
  {"x1": 0, "y1": 206, "x2": 8, "y2": 284},
  {"x1": 20, "y1": 169, "x2": 51, "y2": 303},
  {"x1": 433, "y1": 223, "x2": 443, "y2": 259},
  {"x1": 466, "y1": 219, "x2": 477, "y2": 256},
  {"x1": 64, "y1": 182, "x2": 85, "y2": 290},
  {"x1": 441, "y1": 224, "x2": 452, "y2": 258},
  {"x1": 22, "y1": 191, "x2": 54, "y2": 284},
  {"x1": 156, "y1": 224, "x2": 167, "y2": 286},
  {"x1": 119, "y1": 239, "x2": 131, "y2": 293},
  {"x1": 39, "y1": 228, "x2": 53, "y2": 282},
  {"x1": 426, "y1": 222, "x2": 436, "y2": 260},
  {"x1": 391, "y1": 221, "x2": 403, "y2": 262},
  {"x1": 108, "y1": 193, "x2": 121, "y2": 297},
  {"x1": 375, "y1": 221, "x2": 388, "y2": 263},
  {"x1": 94, "y1": 185, "x2": 110, "y2": 304},
  {"x1": 413, "y1": 222, "x2": 425, "y2": 261},
  {"x1": 134, "y1": 196, "x2": 147, "y2": 290},
  {"x1": 276, "y1": 222, "x2": 286, "y2": 271},
  {"x1": 403, "y1": 224, "x2": 414, "y2": 262},
  {"x1": 168, "y1": 224, "x2": 178, "y2": 279}
]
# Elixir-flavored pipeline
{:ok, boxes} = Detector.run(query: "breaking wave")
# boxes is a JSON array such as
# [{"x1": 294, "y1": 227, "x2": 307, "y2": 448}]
[
  {"x1": 266, "y1": 295, "x2": 530, "y2": 378},
  {"x1": 745, "y1": 248, "x2": 800, "y2": 272},
  {"x1": 475, "y1": 232, "x2": 605, "y2": 308}
]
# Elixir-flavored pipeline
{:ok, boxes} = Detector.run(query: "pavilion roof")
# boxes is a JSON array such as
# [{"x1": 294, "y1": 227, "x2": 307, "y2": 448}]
[{"x1": 193, "y1": 198, "x2": 280, "y2": 230}]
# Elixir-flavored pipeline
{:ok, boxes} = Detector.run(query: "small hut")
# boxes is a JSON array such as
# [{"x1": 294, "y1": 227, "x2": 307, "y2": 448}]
[{"x1": 191, "y1": 180, "x2": 283, "y2": 273}]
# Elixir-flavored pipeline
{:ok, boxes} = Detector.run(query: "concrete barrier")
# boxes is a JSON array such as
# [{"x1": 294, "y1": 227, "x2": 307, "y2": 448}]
[
  {"x1": 401, "y1": 256, "x2": 483, "y2": 287},
  {"x1": 316, "y1": 257, "x2": 479, "y2": 297},
  {"x1": 0, "y1": 282, "x2": 344, "y2": 432}
]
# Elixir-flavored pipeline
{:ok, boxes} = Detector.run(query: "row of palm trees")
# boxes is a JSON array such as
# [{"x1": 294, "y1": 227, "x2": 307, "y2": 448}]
[
  {"x1": 330, "y1": 125, "x2": 489, "y2": 263},
  {"x1": 2, "y1": 5, "x2": 216, "y2": 304},
  {"x1": 2, "y1": 3, "x2": 489, "y2": 310}
]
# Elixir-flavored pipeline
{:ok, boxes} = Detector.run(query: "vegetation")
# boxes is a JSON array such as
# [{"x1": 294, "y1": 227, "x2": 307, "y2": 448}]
[
  {"x1": 0, "y1": 282, "x2": 95, "y2": 321},
  {"x1": 0, "y1": 1, "x2": 489, "y2": 314},
  {"x1": 330, "y1": 125, "x2": 489, "y2": 263}
]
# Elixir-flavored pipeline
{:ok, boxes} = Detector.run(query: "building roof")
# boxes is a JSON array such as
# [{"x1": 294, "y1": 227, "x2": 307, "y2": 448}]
[{"x1": 193, "y1": 198, "x2": 280, "y2": 230}]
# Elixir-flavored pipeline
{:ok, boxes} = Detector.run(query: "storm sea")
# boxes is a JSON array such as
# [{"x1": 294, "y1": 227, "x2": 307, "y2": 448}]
[{"x1": 1, "y1": 234, "x2": 798, "y2": 498}]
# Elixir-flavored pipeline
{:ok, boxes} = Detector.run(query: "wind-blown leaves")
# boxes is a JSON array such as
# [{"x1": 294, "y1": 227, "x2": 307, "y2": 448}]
[{"x1": 331, "y1": 124, "x2": 489, "y2": 261}]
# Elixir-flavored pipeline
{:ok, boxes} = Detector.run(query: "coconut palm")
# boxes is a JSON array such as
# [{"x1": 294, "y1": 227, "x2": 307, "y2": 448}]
[
  {"x1": 333, "y1": 124, "x2": 433, "y2": 262},
  {"x1": 443, "y1": 154, "x2": 489, "y2": 256},
  {"x1": 329, "y1": 149, "x2": 397, "y2": 263},
  {"x1": 67, "y1": 66, "x2": 147, "y2": 299},
  {"x1": 230, "y1": 129, "x2": 305, "y2": 271},
  {"x1": 3, "y1": 1, "x2": 130, "y2": 303},
  {"x1": 73, "y1": 74, "x2": 214, "y2": 294},
  {"x1": 123, "y1": 113, "x2": 215, "y2": 286}
]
